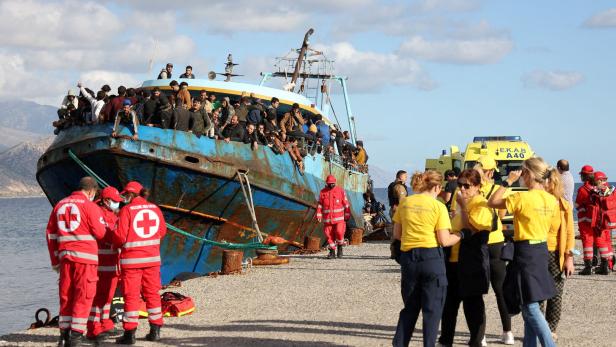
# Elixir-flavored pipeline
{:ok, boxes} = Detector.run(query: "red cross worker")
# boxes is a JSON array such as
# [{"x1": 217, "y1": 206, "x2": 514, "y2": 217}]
[
  {"x1": 576, "y1": 165, "x2": 597, "y2": 275},
  {"x1": 316, "y1": 175, "x2": 351, "y2": 259},
  {"x1": 112, "y1": 181, "x2": 167, "y2": 345},
  {"x1": 87, "y1": 186, "x2": 123, "y2": 340},
  {"x1": 45, "y1": 177, "x2": 106, "y2": 346}
]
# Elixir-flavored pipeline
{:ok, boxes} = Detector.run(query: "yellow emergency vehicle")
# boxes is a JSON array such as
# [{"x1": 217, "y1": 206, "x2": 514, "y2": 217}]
[{"x1": 424, "y1": 145, "x2": 464, "y2": 175}]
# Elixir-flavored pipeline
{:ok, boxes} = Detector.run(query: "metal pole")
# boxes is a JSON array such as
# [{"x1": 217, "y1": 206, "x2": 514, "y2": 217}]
[
  {"x1": 338, "y1": 76, "x2": 356, "y2": 145},
  {"x1": 259, "y1": 72, "x2": 272, "y2": 86}
]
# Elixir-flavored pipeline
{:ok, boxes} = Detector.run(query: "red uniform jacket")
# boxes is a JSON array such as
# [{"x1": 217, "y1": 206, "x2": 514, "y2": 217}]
[
  {"x1": 316, "y1": 186, "x2": 351, "y2": 225},
  {"x1": 112, "y1": 196, "x2": 167, "y2": 269},
  {"x1": 576, "y1": 182, "x2": 594, "y2": 224},
  {"x1": 46, "y1": 191, "x2": 106, "y2": 266},
  {"x1": 98, "y1": 206, "x2": 119, "y2": 273}
]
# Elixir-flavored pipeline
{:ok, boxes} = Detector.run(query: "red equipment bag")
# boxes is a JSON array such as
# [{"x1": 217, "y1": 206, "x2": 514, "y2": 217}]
[
  {"x1": 599, "y1": 193, "x2": 616, "y2": 211},
  {"x1": 602, "y1": 210, "x2": 616, "y2": 230},
  {"x1": 161, "y1": 292, "x2": 196, "y2": 317}
]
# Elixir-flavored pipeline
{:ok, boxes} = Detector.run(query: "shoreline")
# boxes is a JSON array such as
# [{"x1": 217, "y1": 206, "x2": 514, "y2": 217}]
[{"x1": 1, "y1": 240, "x2": 615, "y2": 346}]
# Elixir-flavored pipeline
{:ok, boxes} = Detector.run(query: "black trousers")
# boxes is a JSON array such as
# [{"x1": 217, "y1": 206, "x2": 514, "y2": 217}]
[
  {"x1": 393, "y1": 248, "x2": 447, "y2": 347},
  {"x1": 488, "y1": 242, "x2": 511, "y2": 331},
  {"x1": 439, "y1": 262, "x2": 486, "y2": 347}
]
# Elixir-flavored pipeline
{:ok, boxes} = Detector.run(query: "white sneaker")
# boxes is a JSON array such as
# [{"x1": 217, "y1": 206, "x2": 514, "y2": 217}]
[
  {"x1": 481, "y1": 336, "x2": 487, "y2": 347},
  {"x1": 502, "y1": 331, "x2": 515, "y2": 345}
]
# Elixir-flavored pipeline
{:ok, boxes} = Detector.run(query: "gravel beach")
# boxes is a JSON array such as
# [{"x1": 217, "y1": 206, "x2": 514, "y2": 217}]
[{"x1": 1, "y1": 240, "x2": 615, "y2": 347}]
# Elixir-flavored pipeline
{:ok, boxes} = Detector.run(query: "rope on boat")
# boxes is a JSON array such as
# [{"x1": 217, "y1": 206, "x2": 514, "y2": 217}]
[{"x1": 67, "y1": 149, "x2": 277, "y2": 251}]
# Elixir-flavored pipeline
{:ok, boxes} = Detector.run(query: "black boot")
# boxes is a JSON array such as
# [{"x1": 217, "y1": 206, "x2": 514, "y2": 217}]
[
  {"x1": 57, "y1": 329, "x2": 70, "y2": 347},
  {"x1": 68, "y1": 331, "x2": 86, "y2": 347},
  {"x1": 327, "y1": 249, "x2": 336, "y2": 259},
  {"x1": 337, "y1": 245, "x2": 344, "y2": 258},
  {"x1": 579, "y1": 259, "x2": 593, "y2": 275},
  {"x1": 145, "y1": 324, "x2": 161, "y2": 342},
  {"x1": 596, "y1": 258, "x2": 610, "y2": 275},
  {"x1": 115, "y1": 329, "x2": 136, "y2": 345}
]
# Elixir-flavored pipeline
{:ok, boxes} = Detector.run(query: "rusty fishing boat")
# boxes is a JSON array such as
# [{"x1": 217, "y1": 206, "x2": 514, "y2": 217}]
[{"x1": 36, "y1": 29, "x2": 370, "y2": 283}]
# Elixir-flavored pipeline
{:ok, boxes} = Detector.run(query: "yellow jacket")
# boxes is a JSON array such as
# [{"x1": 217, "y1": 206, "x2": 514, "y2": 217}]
[{"x1": 556, "y1": 198, "x2": 575, "y2": 271}]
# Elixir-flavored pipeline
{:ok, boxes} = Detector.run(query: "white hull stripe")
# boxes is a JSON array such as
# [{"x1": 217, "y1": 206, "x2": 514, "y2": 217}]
[
  {"x1": 59, "y1": 250, "x2": 98, "y2": 261},
  {"x1": 58, "y1": 235, "x2": 95, "y2": 242},
  {"x1": 98, "y1": 266, "x2": 117, "y2": 272},
  {"x1": 121, "y1": 256, "x2": 161, "y2": 265},
  {"x1": 124, "y1": 239, "x2": 160, "y2": 248},
  {"x1": 98, "y1": 249, "x2": 117, "y2": 255}
]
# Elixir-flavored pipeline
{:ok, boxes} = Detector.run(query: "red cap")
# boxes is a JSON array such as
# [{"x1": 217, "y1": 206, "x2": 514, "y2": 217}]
[
  {"x1": 121, "y1": 181, "x2": 143, "y2": 195},
  {"x1": 326, "y1": 175, "x2": 336, "y2": 184},
  {"x1": 580, "y1": 165, "x2": 594, "y2": 174},
  {"x1": 101, "y1": 186, "x2": 123, "y2": 202},
  {"x1": 594, "y1": 171, "x2": 608, "y2": 181}
]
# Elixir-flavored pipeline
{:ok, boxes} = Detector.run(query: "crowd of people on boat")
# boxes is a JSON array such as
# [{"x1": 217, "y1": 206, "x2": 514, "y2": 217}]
[
  {"x1": 54, "y1": 67, "x2": 368, "y2": 173},
  {"x1": 385, "y1": 157, "x2": 616, "y2": 347}
]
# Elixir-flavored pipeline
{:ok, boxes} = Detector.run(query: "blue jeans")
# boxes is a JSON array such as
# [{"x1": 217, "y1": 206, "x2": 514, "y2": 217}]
[{"x1": 521, "y1": 302, "x2": 556, "y2": 347}]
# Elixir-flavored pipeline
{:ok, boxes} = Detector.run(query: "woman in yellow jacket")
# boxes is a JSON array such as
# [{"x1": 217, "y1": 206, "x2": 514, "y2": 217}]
[
  {"x1": 438, "y1": 169, "x2": 497, "y2": 347},
  {"x1": 542, "y1": 173, "x2": 575, "y2": 341},
  {"x1": 392, "y1": 170, "x2": 463, "y2": 347},
  {"x1": 488, "y1": 157, "x2": 560, "y2": 347}
]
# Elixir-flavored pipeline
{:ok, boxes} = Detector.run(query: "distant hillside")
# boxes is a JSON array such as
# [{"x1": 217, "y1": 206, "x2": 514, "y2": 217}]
[
  {"x1": 0, "y1": 100, "x2": 56, "y2": 148},
  {"x1": 0, "y1": 137, "x2": 53, "y2": 197}
]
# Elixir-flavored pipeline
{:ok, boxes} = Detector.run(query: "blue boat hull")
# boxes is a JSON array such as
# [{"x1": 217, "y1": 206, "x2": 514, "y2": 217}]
[{"x1": 37, "y1": 124, "x2": 370, "y2": 283}]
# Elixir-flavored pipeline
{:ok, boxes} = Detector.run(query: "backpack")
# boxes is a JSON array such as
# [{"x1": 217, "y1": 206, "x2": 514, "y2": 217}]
[{"x1": 161, "y1": 292, "x2": 196, "y2": 317}]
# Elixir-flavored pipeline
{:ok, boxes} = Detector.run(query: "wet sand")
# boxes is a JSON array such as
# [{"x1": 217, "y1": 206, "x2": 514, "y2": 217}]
[{"x1": 1, "y1": 240, "x2": 615, "y2": 346}]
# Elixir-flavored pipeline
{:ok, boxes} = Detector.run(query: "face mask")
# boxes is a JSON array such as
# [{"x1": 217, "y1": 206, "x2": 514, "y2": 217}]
[
  {"x1": 109, "y1": 201, "x2": 120, "y2": 211},
  {"x1": 328, "y1": 183, "x2": 336, "y2": 189}
]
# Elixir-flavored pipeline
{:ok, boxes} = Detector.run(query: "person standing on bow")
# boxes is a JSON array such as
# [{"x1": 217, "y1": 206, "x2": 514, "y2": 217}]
[
  {"x1": 316, "y1": 175, "x2": 351, "y2": 259},
  {"x1": 392, "y1": 170, "x2": 462, "y2": 347},
  {"x1": 112, "y1": 181, "x2": 167, "y2": 345},
  {"x1": 488, "y1": 157, "x2": 560, "y2": 347},
  {"x1": 87, "y1": 186, "x2": 123, "y2": 342},
  {"x1": 46, "y1": 177, "x2": 106, "y2": 347}
]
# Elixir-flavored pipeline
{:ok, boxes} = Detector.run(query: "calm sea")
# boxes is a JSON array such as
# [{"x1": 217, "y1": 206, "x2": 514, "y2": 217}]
[
  {"x1": 0, "y1": 183, "x2": 603, "y2": 336},
  {"x1": 0, "y1": 197, "x2": 56, "y2": 336}
]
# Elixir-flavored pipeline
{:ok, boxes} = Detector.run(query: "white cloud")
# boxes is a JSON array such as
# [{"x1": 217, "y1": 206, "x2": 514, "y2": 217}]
[
  {"x1": 522, "y1": 70, "x2": 584, "y2": 91},
  {"x1": 399, "y1": 35, "x2": 513, "y2": 64},
  {"x1": 583, "y1": 8, "x2": 616, "y2": 28},
  {"x1": 78, "y1": 70, "x2": 141, "y2": 92},
  {"x1": 412, "y1": 0, "x2": 481, "y2": 13},
  {"x1": 315, "y1": 42, "x2": 436, "y2": 92}
]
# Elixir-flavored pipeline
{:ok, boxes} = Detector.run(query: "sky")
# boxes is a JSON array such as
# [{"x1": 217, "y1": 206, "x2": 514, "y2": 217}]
[{"x1": 1, "y1": 0, "x2": 615, "y2": 180}]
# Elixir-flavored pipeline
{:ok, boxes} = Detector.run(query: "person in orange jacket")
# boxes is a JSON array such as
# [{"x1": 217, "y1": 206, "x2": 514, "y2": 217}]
[
  {"x1": 46, "y1": 177, "x2": 106, "y2": 347},
  {"x1": 316, "y1": 175, "x2": 351, "y2": 259},
  {"x1": 87, "y1": 186, "x2": 123, "y2": 341},
  {"x1": 112, "y1": 181, "x2": 167, "y2": 344}
]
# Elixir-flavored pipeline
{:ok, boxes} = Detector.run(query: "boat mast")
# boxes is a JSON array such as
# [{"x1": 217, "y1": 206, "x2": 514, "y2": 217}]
[{"x1": 289, "y1": 28, "x2": 314, "y2": 92}]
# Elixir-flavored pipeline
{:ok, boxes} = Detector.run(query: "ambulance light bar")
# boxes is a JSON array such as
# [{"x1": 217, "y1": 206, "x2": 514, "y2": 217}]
[{"x1": 473, "y1": 136, "x2": 522, "y2": 142}]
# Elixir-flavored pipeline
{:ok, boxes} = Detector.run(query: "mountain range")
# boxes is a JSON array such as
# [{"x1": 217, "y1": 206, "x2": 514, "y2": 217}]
[{"x1": 0, "y1": 100, "x2": 56, "y2": 197}]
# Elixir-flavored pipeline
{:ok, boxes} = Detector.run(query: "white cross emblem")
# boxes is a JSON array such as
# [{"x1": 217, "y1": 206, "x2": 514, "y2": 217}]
[
  {"x1": 132, "y1": 209, "x2": 160, "y2": 238},
  {"x1": 57, "y1": 203, "x2": 81, "y2": 233}
]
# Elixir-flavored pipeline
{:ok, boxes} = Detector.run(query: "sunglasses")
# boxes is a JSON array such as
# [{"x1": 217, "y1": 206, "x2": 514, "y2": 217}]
[{"x1": 457, "y1": 181, "x2": 472, "y2": 190}]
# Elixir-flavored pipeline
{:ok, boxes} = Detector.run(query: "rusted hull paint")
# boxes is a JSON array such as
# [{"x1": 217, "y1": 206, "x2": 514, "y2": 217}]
[{"x1": 37, "y1": 124, "x2": 369, "y2": 283}]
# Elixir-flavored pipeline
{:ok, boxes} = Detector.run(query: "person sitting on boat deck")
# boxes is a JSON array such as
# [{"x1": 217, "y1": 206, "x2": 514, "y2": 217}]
[
  {"x1": 112, "y1": 99, "x2": 139, "y2": 140},
  {"x1": 280, "y1": 104, "x2": 315, "y2": 142},
  {"x1": 100, "y1": 84, "x2": 111, "y2": 101},
  {"x1": 355, "y1": 140, "x2": 368, "y2": 165},
  {"x1": 58, "y1": 89, "x2": 79, "y2": 119},
  {"x1": 152, "y1": 88, "x2": 172, "y2": 128},
  {"x1": 219, "y1": 96, "x2": 234, "y2": 124},
  {"x1": 221, "y1": 115, "x2": 245, "y2": 143},
  {"x1": 235, "y1": 96, "x2": 251, "y2": 125},
  {"x1": 132, "y1": 90, "x2": 148, "y2": 124},
  {"x1": 286, "y1": 137, "x2": 304, "y2": 172},
  {"x1": 247, "y1": 108, "x2": 263, "y2": 125},
  {"x1": 171, "y1": 102, "x2": 191, "y2": 132},
  {"x1": 209, "y1": 93, "x2": 220, "y2": 110},
  {"x1": 267, "y1": 97, "x2": 279, "y2": 120},
  {"x1": 179, "y1": 65, "x2": 195, "y2": 79},
  {"x1": 196, "y1": 89, "x2": 211, "y2": 113},
  {"x1": 77, "y1": 82, "x2": 106, "y2": 124},
  {"x1": 53, "y1": 103, "x2": 78, "y2": 134},
  {"x1": 264, "y1": 112, "x2": 285, "y2": 154},
  {"x1": 315, "y1": 116, "x2": 330, "y2": 146},
  {"x1": 256, "y1": 123, "x2": 270, "y2": 147},
  {"x1": 188, "y1": 99, "x2": 211, "y2": 138},
  {"x1": 243, "y1": 123, "x2": 259, "y2": 150},
  {"x1": 142, "y1": 90, "x2": 158, "y2": 126},
  {"x1": 177, "y1": 81, "x2": 192, "y2": 109},
  {"x1": 101, "y1": 86, "x2": 127, "y2": 123},
  {"x1": 157, "y1": 63, "x2": 173, "y2": 79}
]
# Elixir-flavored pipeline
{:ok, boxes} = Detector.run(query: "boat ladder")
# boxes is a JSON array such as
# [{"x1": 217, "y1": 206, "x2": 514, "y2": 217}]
[{"x1": 236, "y1": 170, "x2": 264, "y2": 243}]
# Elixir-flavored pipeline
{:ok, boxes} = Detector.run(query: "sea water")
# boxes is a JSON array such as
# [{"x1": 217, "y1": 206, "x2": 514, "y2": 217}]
[{"x1": 0, "y1": 197, "x2": 56, "y2": 336}]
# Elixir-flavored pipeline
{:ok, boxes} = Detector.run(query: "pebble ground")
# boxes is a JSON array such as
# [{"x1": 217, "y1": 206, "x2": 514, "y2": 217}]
[{"x1": 1, "y1": 240, "x2": 615, "y2": 346}]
